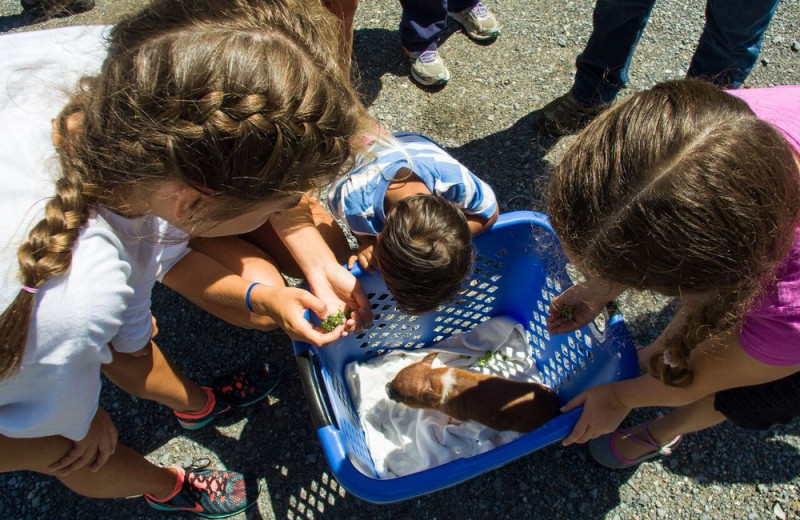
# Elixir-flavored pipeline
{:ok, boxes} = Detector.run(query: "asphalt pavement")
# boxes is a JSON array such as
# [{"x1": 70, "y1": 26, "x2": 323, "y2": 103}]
[{"x1": 0, "y1": 0, "x2": 798, "y2": 518}]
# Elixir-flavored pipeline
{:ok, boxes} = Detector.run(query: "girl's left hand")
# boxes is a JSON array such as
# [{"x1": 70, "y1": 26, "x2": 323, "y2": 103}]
[
  {"x1": 48, "y1": 407, "x2": 118, "y2": 476},
  {"x1": 306, "y1": 262, "x2": 373, "y2": 332},
  {"x1": 348, "y1": 242, "x2": 378, "y2": 272},
  {"x1": 560, "y1": 383, "x2": 631, "y2": 446}
]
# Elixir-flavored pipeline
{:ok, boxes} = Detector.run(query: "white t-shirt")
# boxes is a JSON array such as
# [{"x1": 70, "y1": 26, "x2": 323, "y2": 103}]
[{"x1": 0, "y1": 26, "x2": 190, "y2": 441}]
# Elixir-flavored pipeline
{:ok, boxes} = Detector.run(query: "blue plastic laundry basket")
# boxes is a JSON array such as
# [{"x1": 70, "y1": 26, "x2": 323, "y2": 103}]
[{"x1": 292, "y1": 211, "x2": 639, "y2": 503}]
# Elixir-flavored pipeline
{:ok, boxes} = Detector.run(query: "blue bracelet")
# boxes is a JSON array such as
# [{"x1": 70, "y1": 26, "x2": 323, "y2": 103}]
[{"x1": 245, "y1": 282, "x2": 261, "y2": 313}]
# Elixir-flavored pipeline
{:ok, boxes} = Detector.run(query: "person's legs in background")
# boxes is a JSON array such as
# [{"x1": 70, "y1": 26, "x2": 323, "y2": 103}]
[
  {"x1": 322, "y1": 0, "x2": 360, "y2": 74},
  {"x1": 399, "y1": 0, "x2": 452, "y2": 86},
  {"x1": 571, "y1": 0, "x2": 657, "y2": 106},
  {"x1": 688, "y1": 0, "x2": 781, "y2": 88},
  {"x1": 533, "y1": 0, "x2": 656, "y2": 136}
]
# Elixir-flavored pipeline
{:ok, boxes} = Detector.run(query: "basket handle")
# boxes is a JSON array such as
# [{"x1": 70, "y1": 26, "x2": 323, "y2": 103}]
[{"x1": 295, "y1": 350, "x2": 337, "y2": 430}]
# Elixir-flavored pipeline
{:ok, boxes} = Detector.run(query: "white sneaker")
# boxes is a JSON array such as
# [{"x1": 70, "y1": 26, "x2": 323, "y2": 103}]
[
  {"x1": 405, "y1": 49, "x2": 451, "y2": 86},
  {"x1": 448, "y1": 1, "x2": 500, "y2": 42}
]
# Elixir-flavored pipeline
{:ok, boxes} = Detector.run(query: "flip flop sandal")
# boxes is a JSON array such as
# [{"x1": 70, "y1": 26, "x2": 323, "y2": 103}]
[{"x1": 588, "y1": 421, "x2": 682, "y2": 469}]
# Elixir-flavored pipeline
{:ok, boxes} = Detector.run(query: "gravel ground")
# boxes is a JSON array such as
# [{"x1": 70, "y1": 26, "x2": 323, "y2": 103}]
[{"x1": 0, "y1": 0, "x2": 798, "y2": 519}]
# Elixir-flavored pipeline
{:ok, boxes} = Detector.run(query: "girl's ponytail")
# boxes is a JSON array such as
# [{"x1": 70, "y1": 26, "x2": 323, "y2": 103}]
[
  {"x1": 0, "y1": 116, "x2": 91, "y2": 379},
  {"x1": 648, "y1": 298, "x2": 732, "y2": 387}
]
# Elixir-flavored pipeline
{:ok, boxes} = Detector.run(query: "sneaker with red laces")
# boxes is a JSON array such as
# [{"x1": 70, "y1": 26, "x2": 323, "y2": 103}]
[
  {"x1": 212, "y1": 361, "x2": 280, "y2": 408},
  {"x1": 174, "y1": 363, "x2": 280, "y2": 429},
  {"x1": 145, "y1": 466, "x2": 259, "y2": 518}
]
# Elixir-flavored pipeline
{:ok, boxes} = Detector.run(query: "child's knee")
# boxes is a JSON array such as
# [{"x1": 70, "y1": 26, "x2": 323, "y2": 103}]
[{"x1": 0, "y1": 434, "x2": 74, "y2": 474}]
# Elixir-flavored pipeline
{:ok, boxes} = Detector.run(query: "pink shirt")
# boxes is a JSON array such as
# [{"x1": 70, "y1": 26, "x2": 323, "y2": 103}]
[{"x1": 731, "y1": 86, "x2": 800, "y2": 366}]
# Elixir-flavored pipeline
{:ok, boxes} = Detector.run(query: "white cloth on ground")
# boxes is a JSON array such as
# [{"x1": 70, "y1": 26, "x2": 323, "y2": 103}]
[{"x1": 345, "y1": 315, "x2": 545, "y2": 478}]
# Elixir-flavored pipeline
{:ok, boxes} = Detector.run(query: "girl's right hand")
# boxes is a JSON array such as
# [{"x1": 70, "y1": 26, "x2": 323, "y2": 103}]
[
  {"x1": 255, "y1": 285, "x2": 348, "y2": 346},
  {"x1": 48, "y1": 407, "x2": 118, "y2": 476},
  {"x1": 547, "y1": 284, "x2": 609, "y2": 334}
]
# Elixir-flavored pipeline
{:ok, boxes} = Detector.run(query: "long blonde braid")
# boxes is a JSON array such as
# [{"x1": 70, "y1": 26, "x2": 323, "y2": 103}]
[{"x1": 0, "y1": 0, "x2": 370, "y2": 379}]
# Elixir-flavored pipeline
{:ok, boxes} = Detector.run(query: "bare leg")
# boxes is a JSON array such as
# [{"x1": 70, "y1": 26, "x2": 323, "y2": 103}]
[
  {"x1": 0, "y1": 434, "x2": 175, "y2": 499},
  {"x1": 244, "y1": 195, "x2": 352, "y2": 278},
  {"x1": 613, "y1": 395, "x2": 726, "y2": 459},
  {"x1": 322, "y1": 0, "x2": 359, "y2": 73},
  {"x1": 101, "y1": 340, "x2": 208, "y2": 413},
  {"x1": 185, "y1": 235, "x2": 286, "y2": 331}
]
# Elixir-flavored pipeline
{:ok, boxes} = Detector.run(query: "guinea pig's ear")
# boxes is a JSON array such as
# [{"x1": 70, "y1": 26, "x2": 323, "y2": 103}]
[{"x1": 421, "y1": 351, "x2": 438, "y2": 366}]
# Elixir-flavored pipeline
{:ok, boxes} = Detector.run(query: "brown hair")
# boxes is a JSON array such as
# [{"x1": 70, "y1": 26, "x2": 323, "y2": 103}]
[
  {"x1": 0, "y1": 0, "x2": 370, "y2": 379},
  {"x1": 376, "y1": 194, "x2": 474, "y2": 314},
  {"x1": 547, "y1": 79, "x2": 800, "y2": 386}
]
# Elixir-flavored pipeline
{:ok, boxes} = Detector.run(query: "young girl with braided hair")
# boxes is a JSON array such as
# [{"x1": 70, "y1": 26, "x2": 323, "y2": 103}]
[
  {"x1": 545, "y1": 79, "x2": 800, "y2": 468},
  {"x1": 0, "y1": 0, "x2": 372, "y2": 515}
]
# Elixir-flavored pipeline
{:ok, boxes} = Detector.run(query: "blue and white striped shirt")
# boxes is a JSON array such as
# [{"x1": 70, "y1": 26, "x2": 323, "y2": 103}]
[{"x1": 327, "y1": 132, "x2": 498, "y2": 235}]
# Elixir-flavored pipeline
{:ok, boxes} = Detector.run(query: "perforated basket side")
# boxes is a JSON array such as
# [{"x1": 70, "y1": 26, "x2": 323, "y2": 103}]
[
  {"x1": 307, "y1": 214, "x2": 555, "y2": 477},
  {"x1": 292, "y1": 211, "x2": 638, "y2": 502}
]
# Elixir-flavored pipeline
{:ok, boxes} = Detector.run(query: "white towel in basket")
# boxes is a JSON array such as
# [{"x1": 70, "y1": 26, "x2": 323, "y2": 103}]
[{"x1": 345, "y1": 315, "x2": 544, "y2": 478}]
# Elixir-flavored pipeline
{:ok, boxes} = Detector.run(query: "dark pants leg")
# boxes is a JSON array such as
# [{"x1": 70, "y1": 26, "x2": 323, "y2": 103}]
[
  {"x1": 399, "y1": 0, "x2": 479, "y2": 53},
  {"x1": 571, "y1": 0, "x2": 657, "y2": 106},
  {"x1": 688, "y1": 0, "x2": 781, "y2": 88}
]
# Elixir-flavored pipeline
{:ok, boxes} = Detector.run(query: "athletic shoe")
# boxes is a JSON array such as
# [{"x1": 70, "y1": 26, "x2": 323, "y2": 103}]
[
  {"x1": 212, "y1": 361, "x2": 280, "y2": 408},
  {"x1": 20, "y1": 0, "x2": 94, "y2": 23},
  {"x1": 175, "y1": 362, "x2": 281, "y2": 429},
  {"x1": 145, "y1": 466, "x2": 259, "y2": 518},
  {"x1": 406, "y1": 49, "x2": 451, "y2": 86},
  {"x1": 174, "y1": 387, "x2": 232, "y2": 430},
  {"x1": 448, "y1": 1, "x2": 500, "y2": 42},
  {"x1": 533, "y1": 91, "x2": 609, "y2": 137}
]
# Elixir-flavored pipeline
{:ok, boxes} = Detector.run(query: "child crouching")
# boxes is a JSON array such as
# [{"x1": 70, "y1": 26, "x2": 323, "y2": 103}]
[{"x1": 328, "y1": 131, "x2": 499, "y2": 314}]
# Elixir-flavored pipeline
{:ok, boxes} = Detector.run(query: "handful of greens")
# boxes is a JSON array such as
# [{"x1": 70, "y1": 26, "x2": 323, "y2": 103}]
[
  {"x1": 321, "y1": 309, "x2": 348, "y2": 332},
  {"x1": 558, "y1": 305, "x2": 575, "y2": 322}
]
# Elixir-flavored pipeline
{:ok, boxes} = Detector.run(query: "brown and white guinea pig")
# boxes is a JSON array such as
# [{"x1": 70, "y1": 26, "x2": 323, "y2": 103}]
[{"x1": 386, "y1": 351, "x2": 561, "y2": 433}]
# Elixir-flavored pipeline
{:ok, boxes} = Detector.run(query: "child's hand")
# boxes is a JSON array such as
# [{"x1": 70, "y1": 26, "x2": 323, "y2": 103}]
[
  {"x1": 547, "y1": 286, "x2": 606, "y2": 334},
  {"x1": 255, "y1": 286, "x2": 347, "y2": 346},
  {"x1": 560, "y1": 383, "x2": 630, "y2": 446},
  {"x1": 306, "y1": 262, "x2": 373, "y2": 332},
  {"x1": 347, "y1": 242, "x2": 378, "y2": 272},
  {"x1": 47, "y1": 407, "x2": 118, "y2": 476},
  {"x1": 547, "y1": 278, "x2": 624, "y2": 334}
]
